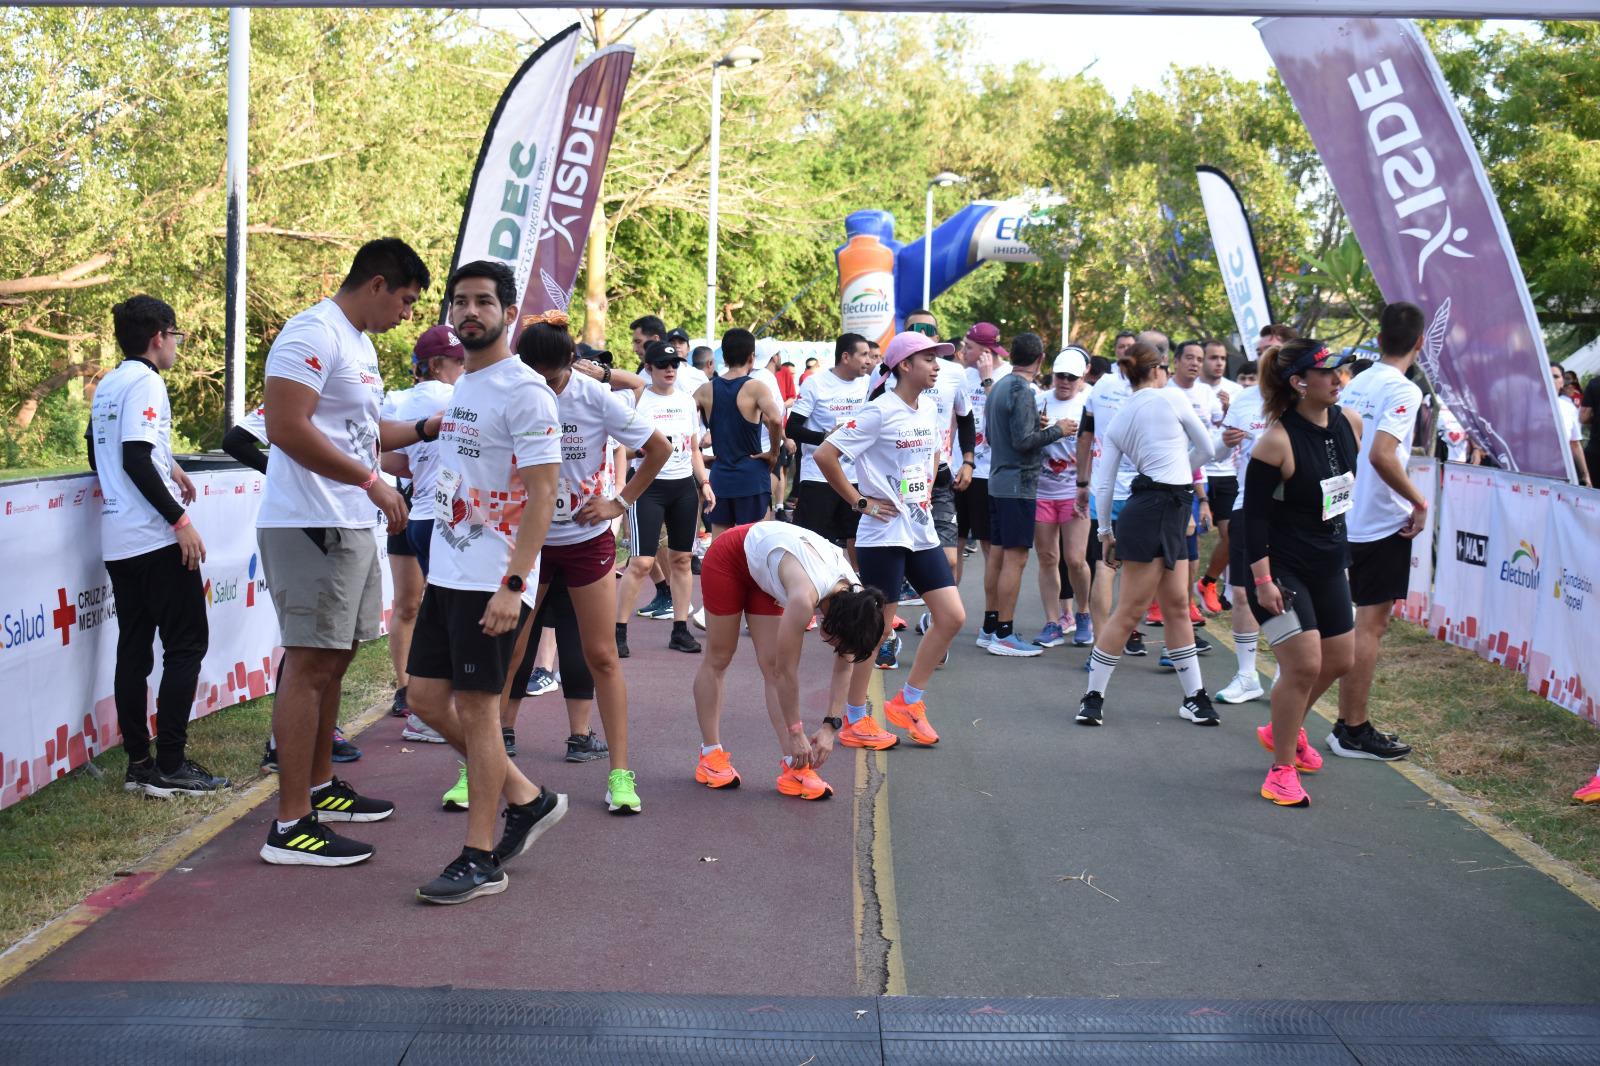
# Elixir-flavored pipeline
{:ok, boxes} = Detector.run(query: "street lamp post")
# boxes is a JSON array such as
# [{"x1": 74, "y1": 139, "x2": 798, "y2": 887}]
[
  {"x1": 706, "y1": 45, "x2": 763, "y2": 343},
  {"x1": 922, "y1": 171, "x2": 965, "y2": 309}
]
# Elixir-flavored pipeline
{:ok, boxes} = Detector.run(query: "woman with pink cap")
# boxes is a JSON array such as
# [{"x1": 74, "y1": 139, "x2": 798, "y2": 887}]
[{"x1": 814, "y1": 331, "x2": 967, "y2": 748}]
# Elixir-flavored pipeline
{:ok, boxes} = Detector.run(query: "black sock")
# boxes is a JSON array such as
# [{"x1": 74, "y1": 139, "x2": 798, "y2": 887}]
[
  {"x1": 502, "y1": 727, "x2": 515, "y2": 739},
  {"x1": 982, "y1": 611, "x2": 999, "y2": 634},
  {"x1": 616, "y1": 622, "x2": 628, "y2": 640},
  {"x1": 464, "y1": 845, "x2": 495, "y2": 865},
  {"x1": 655, "y1": 580, "x2": 670, "y2": 598},
  {"x1": 996, "y1": 620, "x2": 1014, "y2": 640},
  {"x1": 672, "y1": 620, "x2": 688, "y2": 633}
]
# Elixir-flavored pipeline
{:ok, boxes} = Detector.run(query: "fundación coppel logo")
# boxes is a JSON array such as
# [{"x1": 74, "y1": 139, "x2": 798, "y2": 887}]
[
  {"x1": 1553, "y1": 565, "x2": 1593, "y2": 611},
  {"x1": 1498, "y1": 539, "x2": 1540, "y2": 589}
]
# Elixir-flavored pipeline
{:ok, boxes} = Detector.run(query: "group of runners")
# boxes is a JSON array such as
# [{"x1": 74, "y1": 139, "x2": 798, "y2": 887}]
[{"x1": 91, "y1": 234, "x2": 1568, "y2": 908}]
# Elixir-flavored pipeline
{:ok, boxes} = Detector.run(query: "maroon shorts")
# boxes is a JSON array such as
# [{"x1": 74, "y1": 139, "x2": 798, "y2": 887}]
[
  {"x1": 538, "y1": 528, "x2": 616, "y2": 590},
  {"x1": 701, "y1": 524, "x2": 783, "y2": 618}
]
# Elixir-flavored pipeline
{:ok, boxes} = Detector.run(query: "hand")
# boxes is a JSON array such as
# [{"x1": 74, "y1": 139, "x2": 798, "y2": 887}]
[
  {"x1": 1255, "y1": 580, "x2": 1285, "y2": 616},
  {"x1": 976, "y1": 348, "x2": 998, "y2": 380},
  {"x1": 750, "y1": 450, "x2": 781, "y2": 470},
  {"x1": 175, "y1": 522, "x2": 206, "y2": 570},
  {"x1": 1197, "y1": 501, "x2": 1212, "y2": 534},
  {"x1": 785, "y1": 730, "x2": 814, "y2": 769},
  {"x1": 1222, "y1": 427, "x2": 1247, "y2": 449},
  {"x1": 954, "y1": 464, "x2": 973, "y2": 491},
  {"x1": 479, "y1": 587, "x2": 523, "y2": 636},
  {"x1": 171, "y1": 467, "x2": 197, "y2": 506},
  {"x1": 862, "y1": 497, "x2": 896, "y2": 522},
  {"x1": 700, "y1": 483, "x2": 717, "y2": 512},
  {"x1": 575, "y1": 494, "x2": 625, "y2": 525},
  {"x1": 809, "y1": 725, "x2": 836, "y2": 770},
  {"x1": 573, "y1": 359, "x2": 604, "y2": 381},
  {"x1": 366, "y1": 476, "x2": 408, "y2": 534},
  {"x1": 1218, "y1": 390, "x2": 1231, "y2": 414},
  {"x1": 1100, "y1": 532, "x2": 1120, "y2": 570},
  {"x1": 1055, "y1": 417, "x2": 1079, "y2": 437},
  {"x1": 1399, "y1": 500, "x2": 1429, "y2": 539},
  {"x1": 1075, "y1": 485, "x2": 1089, "y2": 511}
]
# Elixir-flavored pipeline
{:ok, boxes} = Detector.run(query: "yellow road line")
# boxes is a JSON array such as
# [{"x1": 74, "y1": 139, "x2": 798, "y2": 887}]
[
  {"x1": 868, "y1": 669, "x2": 908, "y2": 996},
  {"x1": 1208, "y1": 626, "x2": 1600, "y2": 912},
  {"x1": 0, "y1": 699, "x2": 391, "y2": 989}
]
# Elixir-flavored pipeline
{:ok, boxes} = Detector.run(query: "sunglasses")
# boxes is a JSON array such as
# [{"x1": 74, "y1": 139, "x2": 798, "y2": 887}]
[
  {"x1": 906, "y1": 322, "x2": 938, "y2": 338},
  {"x1": 651, "y1": 359, "x2": 683, "y2": 370},
  {"x1": 1053, "y1": 373, "x2": 1080, "y2": 382}
]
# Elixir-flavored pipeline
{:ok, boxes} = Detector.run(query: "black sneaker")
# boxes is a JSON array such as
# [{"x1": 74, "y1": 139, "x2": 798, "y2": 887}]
[
  {"x1": 331, "y1": 727, "x2": 362, "y2": 763},
  {"x1": 1179, "y1": 689, "x2": 1220, "y2": 726},
  {"x1": 1124, "y1": 632, "x2": 1147, "y2": 657},
  {"x1": 390, "y1": 686, "x2": 409, "y2": 717},
  {"x1": 668, "y1": 628, "x2": 702, "y2": 653},
  {"x1": 260, "y1": 813, "x2": 374, "y2": 867},
  {"x1": 1327, "y1": 722, "x2": 1411, "y2": 761},
  {"x1": 260, "y1": 739, "x2": 277, "y2": 774},
  {"x1": 153, "y1": 760, "x2": 231, "y2": 796},
  {"x1": 616, "y1": 631, "x2": 631, "y2": 659},
  {"x1": 310, "y1": 777, "x2": 394, "y2": 822},
  {"x1": 503, "y1": 728, "x2": 517, "y2": 758},
  {"x1": 417, "y1": 848, "x2": 508, "y2": 905},
  {"x1": 565, "y1": 731, "x2": 609, "y2": 763},
  {"x1": 691, "y1": 555, "x2": 702, "y2": 576},
  {"x1": 1075, "y1": 691, "x2": 1105, "y2": 726},
  {"x1": 1195, "y1": 635, "x2": 1212, "y2": 654},
  {"x1": 492, "y1": 788, "x2": 570, "y2": 866},
  {"x1": 124, "y1": 759, "x2": 164, "y2": 797}
]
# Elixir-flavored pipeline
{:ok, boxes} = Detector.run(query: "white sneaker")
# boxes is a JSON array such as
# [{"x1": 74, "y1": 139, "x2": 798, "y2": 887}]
[
  {"x1": 1215, "y1": 672, "x2": 1265, "y2": 704},
  {"x1": 975, "y1": 629, "x2": 995, "y2": 648},
  {"x1": 402, "y1": 713, "x2": 447, "y2": 743},
  {"x1": 690, "y1": 606, "x2": 706, "y2": 631},
  {"x1": 916, "y1": 612, "x2": 932, "y2": 635}
]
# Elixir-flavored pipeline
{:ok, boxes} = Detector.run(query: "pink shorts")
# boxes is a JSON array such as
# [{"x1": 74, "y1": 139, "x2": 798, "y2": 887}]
[{"x1": 1035, "y1": 497, "x2": 1078, "y2": 524}]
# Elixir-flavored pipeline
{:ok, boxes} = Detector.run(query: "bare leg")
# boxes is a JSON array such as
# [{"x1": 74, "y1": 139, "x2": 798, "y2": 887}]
[
  {"x1": 387, "y1": 554, "x2": 423, "y2": 691},
  {"x1": 410, "y1": 676, "x2": 539, "y2": 810},
  {"x1": 1035, "y1": 521, "x2": 1062, "y2": 623},
  {"x1": 1267, "y1": 631, "x2": 1323, "y2": 765},
  {"x1": 1204, "y1": 517, "x2": 1231, "y2": 583},
  {"x1": 1091, "y1": 560, "x2": 1162, "y2": 663},
  {"x1": 1064, "y1": 516, "x2": 1092, "y2": 619},
  {"x1": 568, "y1": 575, "x2": 630, "y2": 770},
  {"x1": 273, "y1": 645, "x2": 355, "y2": 822},
  {"x1": 666, "y1": 548, "x2": 694, "y2": 621},
  {"x1": 905, "y1": 585, "x2": 964, "y2": 690},
  {"x1": 981, "y1": 541, "x2": 1001, "y2": 615},
  {"x1": 994, "y1": 546, "x2": 1029, "y2": 628},
  {"x1": 458, "y1": 689, "x2": 509, "y2": 851},
  {"x1": 693, "y1": 611, "x2": 743, "y2": 747},
  {"x1": 1337, "y1": 603, "x2": 1392, "y2": 729},
  {"x1": 615, "y1": 553, "x2": 655, "y2": 623}
]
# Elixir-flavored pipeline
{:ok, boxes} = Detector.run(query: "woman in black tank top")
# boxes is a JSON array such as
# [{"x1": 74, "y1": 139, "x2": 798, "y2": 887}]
[{"x1": 1241, "y1": 339, "x2": 1364, "y2": 809}]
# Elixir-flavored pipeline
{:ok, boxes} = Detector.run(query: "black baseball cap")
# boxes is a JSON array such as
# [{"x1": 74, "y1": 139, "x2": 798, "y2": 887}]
[
  {"x1": 665, "y1": 327, "x2": 691, "y2": 345},
  {"x1": 644, "y1": 340, "x2": 683, "y2": 367}
]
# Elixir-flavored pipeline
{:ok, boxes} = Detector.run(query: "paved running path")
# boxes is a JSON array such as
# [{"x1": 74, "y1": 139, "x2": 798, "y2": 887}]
[{"x1": 14, "y1": 551, "x2": 1600, "y2": 1002}]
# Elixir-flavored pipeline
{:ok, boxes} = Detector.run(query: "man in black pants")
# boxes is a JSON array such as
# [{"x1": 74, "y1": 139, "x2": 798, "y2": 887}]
[{"x1": 88, "y1": 296, "x2": 228, "y2": 798}]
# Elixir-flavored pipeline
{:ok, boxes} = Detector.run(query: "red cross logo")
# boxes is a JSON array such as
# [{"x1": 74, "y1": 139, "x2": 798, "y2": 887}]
[
  {"x1": 142, "y1": 407, "x2": 157, "y2": 421},
  {"x1": 1395, "y1": 405, "x2": 1407, "y2": 415},
  {"x1": 52, "y1": 588, "x2": 76, "y2": 646},
  {"x1": 305, "y1": 356, "x2": 323, "y2": 372}
]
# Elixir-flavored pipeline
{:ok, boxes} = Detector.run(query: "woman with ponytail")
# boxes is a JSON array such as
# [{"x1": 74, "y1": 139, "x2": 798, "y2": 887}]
[{"x1": 1242, "y1": 338, "x2": 1363, "y2": 808}]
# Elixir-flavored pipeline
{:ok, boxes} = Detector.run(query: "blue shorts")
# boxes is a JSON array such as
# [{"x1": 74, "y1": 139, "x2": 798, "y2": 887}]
[
  {"x1": 706, "y1": 491, "x2": 771, "y2": 528},
  {"x1": 856, "y1": 545, "x2": 956, "y2": 603},
  {"x1": 987, "y1": 496, "x2": 1036, "y2": 549},
  {"x1": 1186, "y1": 496, "x2": 1201, "y2": 561},
  {"x1": 406, "y1": 518, "x2": 434, "y2": 576}
]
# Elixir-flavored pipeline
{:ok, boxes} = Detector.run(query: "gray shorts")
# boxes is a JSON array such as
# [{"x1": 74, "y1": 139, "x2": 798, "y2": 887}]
[
  {"x1": 257, "y1": 526, "x2": 383, "y2": 649},
  {"x1": 931, "y1": 467, "x2": 958, "y2": 549}
]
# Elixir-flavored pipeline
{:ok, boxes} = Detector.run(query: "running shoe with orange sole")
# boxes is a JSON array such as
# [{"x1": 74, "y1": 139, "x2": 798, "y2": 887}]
[
  {"x1": 1195, "y1": 579, "x2": 1224, "y2": 615},
  {"x1": 1261, "y1": 764, "x2": 1310, "y2": 807},
  {"x1": 695, "y1": 748, "x2": 741, "y2": 789},
  {"x1": 884, "y1": 693, "x2": 940, "y2": 746},
  {"x1": 837, "y1": 714, "x2": 899, "y2": 750},
  {"x1": 776, "y1": 762, "x2": 834, "y2": 800},
  {"x1": 1574, "y1": 776, "x2": 1600, "y2": 803},
  {"x1": 1188, "y1": 600, "x2": 1205, "y2": 625},
  {"x1": 1256, "y1": 724, "x2": 1324, "y2": 773},
  {"x1": 1144, "y1": 601, "x2": 1163, "y2": 627}
]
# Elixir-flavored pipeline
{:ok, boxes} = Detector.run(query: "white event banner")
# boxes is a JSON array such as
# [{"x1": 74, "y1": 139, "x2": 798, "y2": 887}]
[
  {"x1": 1394, "y1": 457, "x2": 1437, "y2": 624},
  {"x1": 1526, "y1": 486, "x2": 1600, "y2": 725},
  {"x1": 0, "y1": 468, "x2": 396, "y2": 810}
]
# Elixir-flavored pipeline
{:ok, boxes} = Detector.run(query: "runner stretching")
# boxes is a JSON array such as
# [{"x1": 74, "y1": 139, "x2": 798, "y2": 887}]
[
  {"x1": 816, "y1": 331, "x2": 966, "y2": 748},
  {"x1": 692, "y1": 522, "x2": 886, "y2": 800}
]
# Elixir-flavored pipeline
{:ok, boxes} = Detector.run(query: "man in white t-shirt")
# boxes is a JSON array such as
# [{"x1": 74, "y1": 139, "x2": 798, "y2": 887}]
[
  {"x1": 405, "y1": 261, "x2": 567, "y2": 904},
  {"x1": 1334, "y1": 302, "x2": 1428, "y2": 762},
  {"x1": 787, "y1": 332, "x2": 873, "y2": 552},
  {"x1": 1552, "y1": 362, "x2": 1592, "y2": 487},
  {"x1": 256, "y1": 238, "x2": 444, "y2": 868},
  {"x1": 88, "y1": 295, "x2": 226, "y2": 800}
]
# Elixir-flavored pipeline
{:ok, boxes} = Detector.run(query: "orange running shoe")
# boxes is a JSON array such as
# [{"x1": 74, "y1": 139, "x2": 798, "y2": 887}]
[
  {"x1": 892, "y1": 615, "x2": 908, "y2": 631},
  {"x1": 1256, "y1": 724, "x2": 1323, "y2": 773},
  {"x1": 806, "y1": 615, "x2": 818, "y2": 632},
  {"x1": 695, "y1": 748, "x2": 741, "y2": 789},
  {"x1": 1574, "y1": 776, "x2": 1600, "y2": 803},
  {"x1": 837, "y1": 714, "x2": 899, "y2": 750},
  {"x1": 1188, "y1": 600, "x2": 1204, "y2": 625},
  {"x1": 1195, "y1": 579, "x2": 1224, "y2": 615},
  {"x1": 1144, "y1": 601, "x2": 1163, "y2": 627},
  {"x1": 884, "y1": 693, "x2": 940, "y2": 746},
  {"x1": 776, "y1": 762, "x2": 833, "y2": 800}
]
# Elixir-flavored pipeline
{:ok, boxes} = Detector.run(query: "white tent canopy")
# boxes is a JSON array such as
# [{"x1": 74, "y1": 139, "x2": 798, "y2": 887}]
[{"x1": 1564, "y1": 336, "x2": 1600, "y2": 379}]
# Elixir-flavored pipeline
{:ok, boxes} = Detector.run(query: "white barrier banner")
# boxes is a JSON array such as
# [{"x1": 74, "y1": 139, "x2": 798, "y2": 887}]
[
  {"x1": 1395, "y1": 457, "x2": 1438, "y2": 624},
  {"x1": 1429, "y1": 464, "x2": 1498, "y2": 655},
  {"x1": 1527, "y1": 486, "x2": 1600, "y2": 724},
  {"x1": 0, "y1": 468, "x2": 396, "y2": 810}
]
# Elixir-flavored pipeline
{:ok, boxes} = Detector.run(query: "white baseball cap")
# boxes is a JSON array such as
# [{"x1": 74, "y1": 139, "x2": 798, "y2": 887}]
[{"x1": 1052, "y1": 347, "x2": 1090, "y2": 377}]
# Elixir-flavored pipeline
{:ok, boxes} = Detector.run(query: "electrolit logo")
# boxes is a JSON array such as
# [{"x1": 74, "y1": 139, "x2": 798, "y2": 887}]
[
  {"x1": 841, "y1": 272, "x2": 895, "y2": 336},
  {"x1": 846, "y1": 288, "x2": 892, "y2": 314},
  {"x1": 1498, "y1": 539, "x2": 1540, "y2": 590}
]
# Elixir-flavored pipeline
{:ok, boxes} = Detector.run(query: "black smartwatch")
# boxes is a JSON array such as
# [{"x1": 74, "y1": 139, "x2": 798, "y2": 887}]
[
  {"x1": 501, "y1": 574, "x2": 525, "y2": 593},
  {"x1": 820, "y1": 716, "x2": 843, "y2": 731}
]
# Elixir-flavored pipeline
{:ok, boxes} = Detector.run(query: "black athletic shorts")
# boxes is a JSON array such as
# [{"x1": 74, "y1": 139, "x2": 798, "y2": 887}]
[
  {"x1": 955, "y1": 476, "x2": 990, "y2": 542},
  {"x1": 1348, "y1": 531, "x2": 1412, "y2": 607},
  {"x1": 856, "y1": 545, "x2": 956, "y2": 604},
  {"x1": 1113, "y1": 479, "x2": 1191, "y2": 569},
  {"x1": 792, "y1": 479, "x2": 860, "y2": 545},
  {"x1": 987, "y1": 495, "x2": 1036, "y2": 549},
  {"x1": 407, "y1": 585, "x2": 532, "y2": 693},
  {"x1": 1246, "y1": 560, "x2": 1354, "y2": 642},
  {"x1": 628, "y1": 474, "x2": 700, "y2": 558},
  {"x1": 1208, "y1": 475, "x2": 1238, "y2": 522},
  {"x1": 1228, "y1": 508, "x2": 1249, "y2": 588},
  {"x1": 387, "y1": 530, "x2": 416, "y2": 558}
]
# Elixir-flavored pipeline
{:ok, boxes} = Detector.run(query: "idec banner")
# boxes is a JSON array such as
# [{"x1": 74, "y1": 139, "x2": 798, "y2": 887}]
[
  {"x1": 1395, "y1": 457, "x2": 1437, "y2": 624},
  {"x1": 1527, "y1": 487, "x2": 1600, "y2": 725},
  {"x1": 0, "y1": 468, "x2": 396, "y2": 810}
]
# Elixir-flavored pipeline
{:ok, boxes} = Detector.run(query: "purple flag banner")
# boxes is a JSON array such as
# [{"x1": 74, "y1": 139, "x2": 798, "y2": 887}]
[
  {"x1": 517, "y1": 43, "x2": 635, "y2": 337},
  {"x1": 1258, "y1": 17, "x2": 1573, "y2": 482}
]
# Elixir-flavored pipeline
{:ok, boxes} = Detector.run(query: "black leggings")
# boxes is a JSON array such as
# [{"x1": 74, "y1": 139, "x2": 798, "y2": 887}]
[{"x1": 509, "y1": 579, "x2": 595, "y2": 702}]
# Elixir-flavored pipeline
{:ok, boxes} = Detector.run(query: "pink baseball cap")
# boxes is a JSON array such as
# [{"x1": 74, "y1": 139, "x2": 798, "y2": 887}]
[
  {"x1": 870, "y1": 331, "x2": 955, "y2": 391},
  {"x1": 412, "y1": 324, "x2": 463, "y2": 369},
  {"x1": 965, "y1": 322, "x2": 1002, "y2": 349}
]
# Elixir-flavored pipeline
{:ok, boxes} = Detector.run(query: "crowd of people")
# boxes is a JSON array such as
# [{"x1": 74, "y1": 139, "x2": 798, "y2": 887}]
[{"x1": 84, "y1": 236, "x2": 1600, "y2": 906}]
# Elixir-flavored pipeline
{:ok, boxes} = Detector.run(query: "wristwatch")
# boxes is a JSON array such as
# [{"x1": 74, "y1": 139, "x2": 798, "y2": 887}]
[
  {"x1": 820, "y1": 716, "x2": 843, "y2": 731},
  {"x1": 501, "y1": 574, "x2": 525, "y2": 593},
  {"x1": 855, "y1": 496, "x2": 870, "y2": 512}
]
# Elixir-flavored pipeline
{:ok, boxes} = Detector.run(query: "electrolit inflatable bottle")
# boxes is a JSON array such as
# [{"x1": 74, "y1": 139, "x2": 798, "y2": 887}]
[{"x1": 837, "y1": 233, "x2": 897, "y2": 351}]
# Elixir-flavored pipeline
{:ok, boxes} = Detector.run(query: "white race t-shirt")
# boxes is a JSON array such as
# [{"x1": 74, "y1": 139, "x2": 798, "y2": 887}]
[
  {"x1": 924, "y1": 358, "x2": 972, "y2": 469},
  {"x1": 965, "y1": 362, "x2": 1011, "y2": 480},
  {"x1": 1201, "y1": 377, "x2": 1240, "y2": 479},
  {"x1": 1339, "y1": 361, "x2": 1423, "y2": 543},
  {"x1": 239, "y1": 404, "x2": 269, "y2": 445},
  {"x1": 792, "y1": 368, "x2": 870, "y2": 483},
  {"x1": 1093, "y1": 387, "x2": 1215, "y2": 528},
  {"x1": 828, "y1": 389, "x2": 940, "y2": 552},
  {"x1": 1168, "y1": 379, "x2": 1224, "y2": 479},
  {"x1": 548, "y1": 371, "x2": 655, "y2": 546},
  {"x1": 1221, "y1": 386, "x2": 1269, "y2": 511},
  {"x1": 1557, "y1": 395, "x2": 1582, "y2": 444},
  {"x1": 90, "y1": 360, "x2": 181, "y2": 562},
  {"x1": 632, "y1": 387, "x2": 699, "y2": 480},
  {"x1": 1036, "y1": 390, "x2": 1089, "y2": 502},
  {"x1": 428, "y1": 357, "x2": 560, "y2": 594},
  {"x1": 742, "y1": 523, "x2": 859, "y2": 607},
  {"x1": 257, "y1": 299, "x2": 386, "y2": 528},
  {"x1": 1436, "y1": 403, "x2": 1470, "y2": 463},
  {"x1": 1083, "y1": 367, "x2": 1136, "y2": 506},
  {"x1": 750, "y1": 367, "x2": 782, "y2": 452},
  {"x1": 389, "y1": 379, "x2": 454, "y2": 521}
]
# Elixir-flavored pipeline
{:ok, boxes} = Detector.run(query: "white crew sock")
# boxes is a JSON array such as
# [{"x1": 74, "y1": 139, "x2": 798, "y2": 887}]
[
  {"x1": 1087, "y1": 646, "x2": 1120, "y2": 694},
  {"x1": 1167, "y1": 643, "x2": 1204, "y2": 697},
  {"x1": 1234, "y1": 631, "x2": 1258, "y2": 678}
]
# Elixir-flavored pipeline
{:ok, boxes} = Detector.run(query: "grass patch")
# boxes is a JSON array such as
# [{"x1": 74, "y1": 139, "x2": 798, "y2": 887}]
[
  {"x1": 1196, "y1": 531, "x2": 1600, "y2": 880},
  {"x1": 0, "y1": 463, "x2": 88, "y2": 484},
  {"x1": 0, "y1": 639, "x2": 395, "y2": 956}
]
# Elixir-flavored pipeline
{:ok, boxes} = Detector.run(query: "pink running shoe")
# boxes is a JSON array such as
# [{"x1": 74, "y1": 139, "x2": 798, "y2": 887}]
[
  {"x1": 1256, "y1": 724, "x2": 1323, "y2": 773},
  {"x1": 1574, "y1": 776, "x2": 1600, "y2": 804},
  {"x1": 1261, "y1": 764, "x2": 1310, "y2": 807}
]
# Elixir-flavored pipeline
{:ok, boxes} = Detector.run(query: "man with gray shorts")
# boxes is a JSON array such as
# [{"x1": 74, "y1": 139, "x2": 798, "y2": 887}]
[{"x1": 257, "y1": 238, "x2": 443, "y2": 867}]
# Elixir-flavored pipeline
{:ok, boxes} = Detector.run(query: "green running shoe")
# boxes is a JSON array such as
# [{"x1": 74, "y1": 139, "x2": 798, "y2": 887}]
[
  {"x1": 442, "y1": 763, "x2": 469, "y2": 811},
  {"x1": 605, "y1": 768, "x2": 641, "y2": 815}
]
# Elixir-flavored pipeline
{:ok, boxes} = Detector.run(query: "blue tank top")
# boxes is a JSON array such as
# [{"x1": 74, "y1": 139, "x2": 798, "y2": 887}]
[{"x1": 710, "y1": 374, "x2": 769, "y2": 497}]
